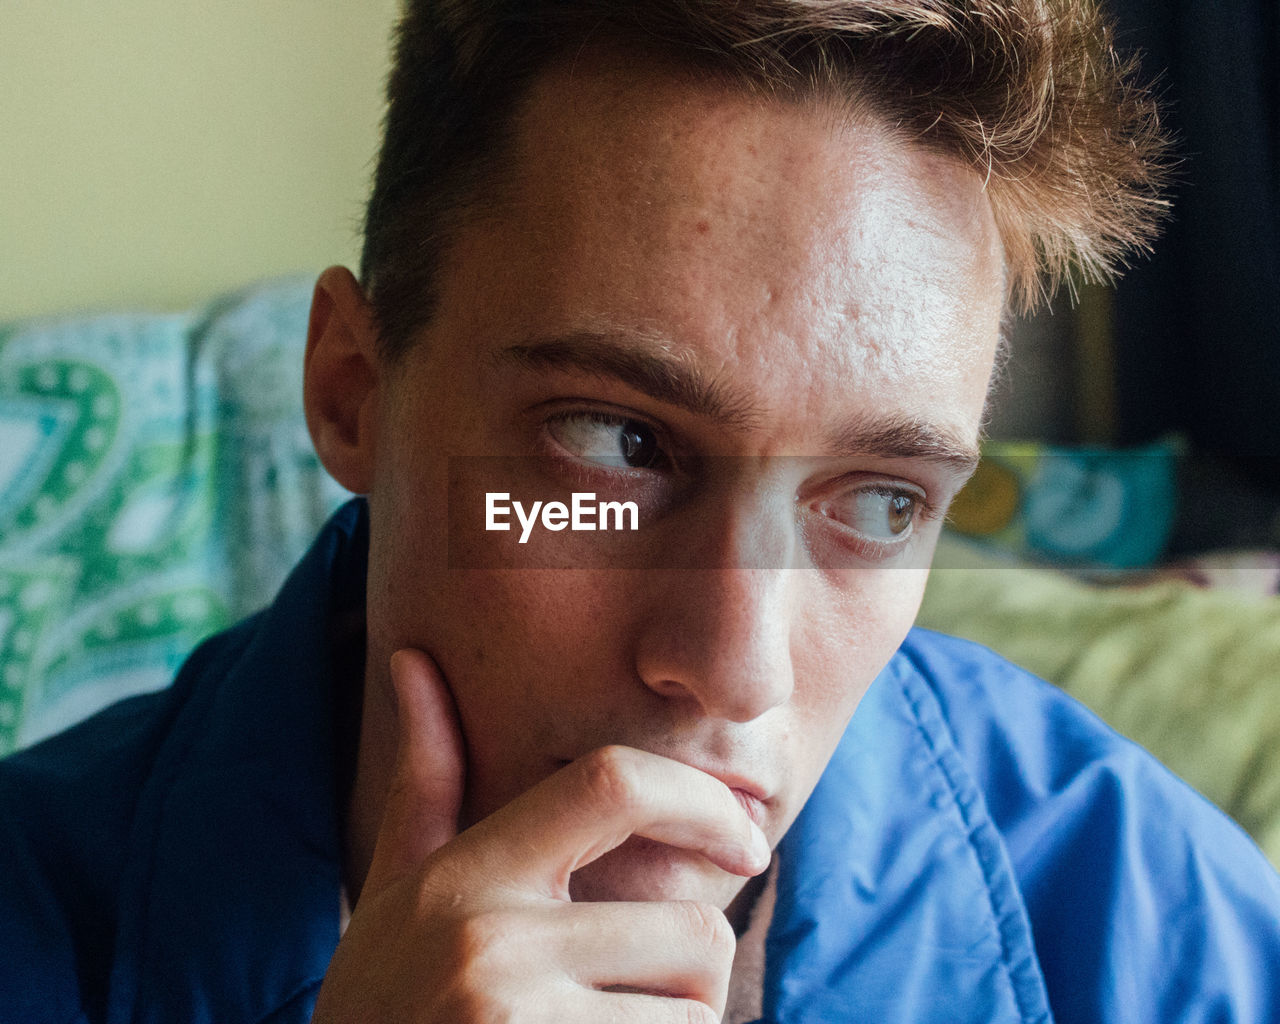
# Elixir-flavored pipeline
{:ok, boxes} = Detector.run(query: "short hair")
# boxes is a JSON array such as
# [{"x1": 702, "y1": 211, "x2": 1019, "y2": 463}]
[{"x1": 361, "y1": 0, "x2": 1170, "y2": 360}]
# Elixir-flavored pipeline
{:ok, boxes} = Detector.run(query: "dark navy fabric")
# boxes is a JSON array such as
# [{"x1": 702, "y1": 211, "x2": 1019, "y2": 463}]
[
  {"x1": 0, "y1": 501, "x2": 364, "y2": 1024},
  {"x1": 3, "y1": 499, "x2": 1279, "y2": 1024}
]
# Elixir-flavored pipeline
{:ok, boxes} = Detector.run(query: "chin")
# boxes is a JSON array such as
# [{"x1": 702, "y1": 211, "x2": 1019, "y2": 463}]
[{"x1": 568, "y1": 835, "x2": 748, "y2": 908}]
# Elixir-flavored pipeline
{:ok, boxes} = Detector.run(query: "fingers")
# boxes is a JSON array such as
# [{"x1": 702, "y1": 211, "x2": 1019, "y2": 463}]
[
  {"x1": 452, "y1": 744, "x2": 770, "y2": 896},
  {"x1": 439, "y1": 901, "x2": 734, "y2": 1021},
  {"x1": 363, "y1": 648, "x2": 467, "y2": 899},
  {"x1": 572, "y1": 990, "x2": 723, "y2": 1024},
  {"x1": 323, "y1": 663, "x2": 753, "y2": 1024},
  {"x1": 554, "y1": 900, "x2": 735, "y2": 1014}
]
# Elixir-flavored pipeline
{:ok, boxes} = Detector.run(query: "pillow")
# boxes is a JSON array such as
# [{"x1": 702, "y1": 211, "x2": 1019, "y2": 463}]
[
  {"x1": 945, "y1": 438, "x2": 1181, "y2": 569},
  {"x1": 919, "y1": 533, "x2": 1280, "y2": 869},
  {"x1": 0, "y1": 277, "x2": 349, "y2": 754}
]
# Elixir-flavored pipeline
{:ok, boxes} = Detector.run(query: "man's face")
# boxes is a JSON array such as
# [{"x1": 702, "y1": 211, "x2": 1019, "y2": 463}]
[{"x1": 362, "y1": 61, "x2": 1003, "y2": 910}]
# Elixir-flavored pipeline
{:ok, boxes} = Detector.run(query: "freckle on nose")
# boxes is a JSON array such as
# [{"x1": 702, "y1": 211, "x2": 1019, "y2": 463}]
[{"x1": 696, "y1": 220, "x2": 710, "y2": 235}]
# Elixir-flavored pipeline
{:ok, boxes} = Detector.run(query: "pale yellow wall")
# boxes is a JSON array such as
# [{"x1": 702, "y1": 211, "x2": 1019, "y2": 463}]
[{"x1": 1, "y1": 1, "x2": 402, "y2": 319}]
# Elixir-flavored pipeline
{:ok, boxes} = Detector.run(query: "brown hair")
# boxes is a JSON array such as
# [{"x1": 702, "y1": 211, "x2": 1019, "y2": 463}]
[{"x1": 361, "y1": 0, "x2": 1170, "y2": 359}]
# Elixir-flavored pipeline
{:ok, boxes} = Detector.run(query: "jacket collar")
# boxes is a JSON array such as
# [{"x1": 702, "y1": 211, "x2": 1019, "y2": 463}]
[{"x1": 762, "y1": 635, "x2": 1054, "y2": 1024}]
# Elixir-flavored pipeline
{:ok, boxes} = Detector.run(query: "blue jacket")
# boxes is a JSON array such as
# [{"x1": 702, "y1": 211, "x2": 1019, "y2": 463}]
[{"x1": 3, "y1": 500, "x2": 1279, "y2": 1024}]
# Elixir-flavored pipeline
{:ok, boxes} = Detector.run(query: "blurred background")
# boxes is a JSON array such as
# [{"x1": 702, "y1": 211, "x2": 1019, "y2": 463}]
[
  {"x1": 3, "y1": 2, "x2": 1274, "y2": 527},
  {"x1": 1, "y1": 0, "x2": 399, "y2": 319},
  {"x1": 1, "y1": 1, "x2": 1278, "y2": 863},
  {"x1": 986, "y1": 0, "x2": 1280, "y2": 557}
]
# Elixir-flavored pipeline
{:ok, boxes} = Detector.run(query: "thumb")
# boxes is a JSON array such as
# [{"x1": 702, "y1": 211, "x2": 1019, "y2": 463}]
[{"x1": 363, "y1": 647, "x2": 466, "y2": 898}]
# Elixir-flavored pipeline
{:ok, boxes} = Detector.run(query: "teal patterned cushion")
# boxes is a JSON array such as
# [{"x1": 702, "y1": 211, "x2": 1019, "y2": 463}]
[{"x1": 0, "y1": 277, "x2": 350, "y2": 754}]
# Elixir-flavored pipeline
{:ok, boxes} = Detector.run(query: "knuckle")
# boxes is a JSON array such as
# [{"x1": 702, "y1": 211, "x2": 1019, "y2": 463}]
[
  {"x1": 438, "y1": 911, "x2": 526, "y2": 1023},
  {"x1": 575, "y1": 745, "x2": 643, "y2": 813},
  {"x1": 681, "y1": 1003, "x2": 720, "y2": 1024},
  {"x1": 453, "y1": 907, "x2": 520, "y2": 967},
  {"x1": 417, "y1": 850, "x2": 462, "y2": 897},
  {"x1": 674, "y1": 900, "x2": 735, "y2": 956}
]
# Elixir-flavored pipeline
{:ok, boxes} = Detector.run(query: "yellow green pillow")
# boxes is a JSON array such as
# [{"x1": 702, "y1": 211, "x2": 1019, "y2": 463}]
[{"x1": 919, "y1": 534, "x2": 1280, "y2": 869}]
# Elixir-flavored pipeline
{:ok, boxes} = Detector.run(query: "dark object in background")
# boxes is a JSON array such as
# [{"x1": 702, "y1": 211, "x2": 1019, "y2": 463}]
[
  {"x1": 1106, "y1": 0, "x2": 1280, "y2": 494},
  {"x1": 1170, "y1": 454, "x2": 1280, "y2": 555}
]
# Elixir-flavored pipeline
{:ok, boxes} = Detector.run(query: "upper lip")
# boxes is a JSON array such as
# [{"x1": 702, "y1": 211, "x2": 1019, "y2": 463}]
[
  {"x1": 696, "y1": 766, "x2": 772, "y2": 830},
  {"x1": 691, "y1": 765, "x2": 770, "y2": 803}
]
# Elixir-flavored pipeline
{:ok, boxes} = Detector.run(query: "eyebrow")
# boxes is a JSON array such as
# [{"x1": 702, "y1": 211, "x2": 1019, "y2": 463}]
[
  {"x1": 496, "y1": 331, "x2": 981, "y2": 476},
  {"x1": 496, "y1": 332, "x2": 764, "y2": 429},
  {"x1": 825, "y1": 415, "x2": 981, "y2": 478}
]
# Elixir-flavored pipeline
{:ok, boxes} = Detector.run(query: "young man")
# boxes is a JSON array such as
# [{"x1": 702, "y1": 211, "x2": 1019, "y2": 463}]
[{"x1": 4, "y1": 3, "x2": 1279, "y2": 1022}]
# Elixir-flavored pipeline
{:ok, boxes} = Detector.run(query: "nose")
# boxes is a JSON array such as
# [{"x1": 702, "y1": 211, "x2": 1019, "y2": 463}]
[{"x1": 632, "y1": 490, "x2": 797, "y2": 722}]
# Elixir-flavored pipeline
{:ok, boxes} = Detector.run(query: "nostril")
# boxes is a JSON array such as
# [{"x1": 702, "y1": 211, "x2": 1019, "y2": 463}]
[{"x1": 633, "y1": 564, "x2": 796, "y2": 720}]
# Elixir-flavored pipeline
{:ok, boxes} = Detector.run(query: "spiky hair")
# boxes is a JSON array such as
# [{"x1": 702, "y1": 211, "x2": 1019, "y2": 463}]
[{"x1": 363, "y1": 0, "x2": 1171, "y2": 356}]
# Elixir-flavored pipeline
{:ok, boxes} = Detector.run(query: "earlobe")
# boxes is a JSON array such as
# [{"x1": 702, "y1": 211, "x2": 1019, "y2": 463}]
[{"x1": 304, "y1": 266, "x2": 381, "y2": 495}]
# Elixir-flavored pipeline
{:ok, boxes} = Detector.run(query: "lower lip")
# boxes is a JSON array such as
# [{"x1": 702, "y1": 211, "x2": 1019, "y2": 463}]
[{"x1": 731, "y1": 787, "x2": 767, "y2": 828}]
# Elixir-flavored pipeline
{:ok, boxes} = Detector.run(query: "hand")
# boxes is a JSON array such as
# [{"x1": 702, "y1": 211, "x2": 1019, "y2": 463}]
[{"x1": 310, "y1": 648, "x2": 771, "y2": 1023}]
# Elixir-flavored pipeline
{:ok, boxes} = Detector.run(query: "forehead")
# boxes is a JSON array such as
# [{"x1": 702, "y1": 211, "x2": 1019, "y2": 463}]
[{"x1": 429, "y1": 57, "x2": 1004, "y2": 440}]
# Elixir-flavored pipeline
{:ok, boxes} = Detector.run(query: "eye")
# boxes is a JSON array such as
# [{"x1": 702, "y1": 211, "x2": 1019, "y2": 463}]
[
  {"x1": 546, "y1": 411, "x2": 669, "y2": 470},
  {"x1": 817, "y1": 486, "x2": 921, "y2": 543}
]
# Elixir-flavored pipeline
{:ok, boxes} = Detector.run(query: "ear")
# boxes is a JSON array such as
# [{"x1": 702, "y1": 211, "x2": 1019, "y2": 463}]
[{"x1": 304, "y1": 266, "x2": 382, "y2": 495}]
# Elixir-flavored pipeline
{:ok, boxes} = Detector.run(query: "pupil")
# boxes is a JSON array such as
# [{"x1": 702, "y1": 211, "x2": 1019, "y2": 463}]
[{"x1": 620, "y1": 425, "x2": 655, "y2": 467}]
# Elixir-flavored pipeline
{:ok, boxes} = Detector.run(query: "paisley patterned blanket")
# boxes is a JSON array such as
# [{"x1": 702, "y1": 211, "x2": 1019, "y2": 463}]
[{"x1": 0, "y1": 277, "x2": 347, "y2": 752}]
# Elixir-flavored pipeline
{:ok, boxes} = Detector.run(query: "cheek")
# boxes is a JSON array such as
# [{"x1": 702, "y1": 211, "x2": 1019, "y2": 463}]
[
  {"x1": 419, "y1": 569, "x2": 586, "y2": 705},
  {"x1": 788, "y1": 566, "x2": 928, "y2": 765},
  {"x1": 408, "y1": 568, "x2": 623, "y2": 805}
]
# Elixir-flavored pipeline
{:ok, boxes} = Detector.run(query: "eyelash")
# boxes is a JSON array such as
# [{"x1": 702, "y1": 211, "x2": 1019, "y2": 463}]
[
  {"x1": 543, "y1": 408, "x2": 674, "y2": 470},
  {"x1": 867, "y1": 485, "x2": 944, "y2": 525},
  {"x1": 548, "y1": 408, "x2": 656, "y2": 434}
]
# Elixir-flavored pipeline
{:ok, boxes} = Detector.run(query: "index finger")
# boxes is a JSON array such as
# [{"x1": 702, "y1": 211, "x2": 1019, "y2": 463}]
[{"x1": 447, "y1": 744, "x2": 771, "y2": 899}]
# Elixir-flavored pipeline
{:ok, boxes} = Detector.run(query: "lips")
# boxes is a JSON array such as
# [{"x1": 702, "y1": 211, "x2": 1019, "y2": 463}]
[
  {"x1": 667, "y1": 761, "x2": 773, "y2": 830},
  {"x1": 729, "y1": 785, "x2": 768, "y2": 828}
]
